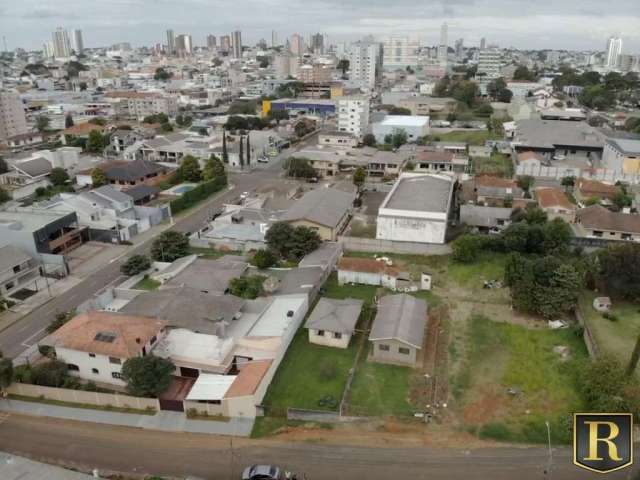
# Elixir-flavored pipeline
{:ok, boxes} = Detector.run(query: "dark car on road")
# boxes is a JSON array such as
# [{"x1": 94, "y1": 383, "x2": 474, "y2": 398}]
[{"x1": 241, "y1": 464, "x2": 282, "y2": 480}]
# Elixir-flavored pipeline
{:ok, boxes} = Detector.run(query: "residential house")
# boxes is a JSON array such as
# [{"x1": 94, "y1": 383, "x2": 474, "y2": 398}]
[
  {"x1": 318, "y1": 131, "x2": 358, "y2": 149},
  {"x1": 305, "y1": 297, "x2": 363, "y2": 349},
  {"x1": 6, "y1": 131, "x2": 45, "y2": 151},
  {"x1": 281, "y1": 187, "x2": 354, "y2": 241},
  {"x1": 397, "y1": 96, "x2": 457, "y2": 116},
  {"x1": 460, "y1": 205, "x2": 512, "y2": 232},
  {"x1": 122, "y1": 184, "x2": 161, "y2": 205},
  {"x1": 338, "y1": 257, "x2": 400, "y2": 289},
  {"x1": 0, "y1": 245, "x2": 41, "y2": 298},
  {"x1": 535, "y1": 187, "x2": 576, "y2": 222},
  {"x1": 371, "y1": 115, "x2": 430, "y2": 143},
  {"x1": 602, "y1": 138, "x2": 640, "y2": 175},
  {"x1": 575, "y1": 178, "x2": 620, "y2": 204},
  {"x1": 45, "y1": 311, "x2": 166, "y2": 387},
  {"x1": 473, "y1": 175, "x2": 523, "y2": 206},
  {"x1": 575, "y1": 205, "x2": 640, "y2": 242},
  {"x1": 368, "y1": 294, "x2": 427, "y2": 367},
  {"x1": 412, "y1": 149, "x2": 469, "y2": 175},
  {"x1": 60, "y1": 122, "x2": 106, "y2": 145},
  {"x1": 0, "y1": 156, "x2": 52, "y2": 199},
  {"x1": 376, "y1": 173, "x2": 455, "y2": 244},
  {"x1": 76, "y1": 159, "x2": 174, "y2": 189}
]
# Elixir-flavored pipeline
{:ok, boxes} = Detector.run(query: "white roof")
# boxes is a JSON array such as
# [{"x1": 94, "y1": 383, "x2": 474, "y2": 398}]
[
  {"x1": 154, "y1": 328, "x2": 234, "y2": 366},
  {"x1": 378, "y1": 115, "x2": 429, "y2": 127},
  {"x1": 247, "y1": 294, "x2": 307, "y2": 337},
  {"x1": 186, "y1": 373, "x2": 237, "y2": 401}
]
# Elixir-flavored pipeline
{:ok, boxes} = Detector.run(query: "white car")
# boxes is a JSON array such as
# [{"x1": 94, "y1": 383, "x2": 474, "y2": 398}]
[
  {"x1": 258, "y1": 156, "x2": 269, "y2": 163},
  {"x1": 240, "y1": 191, "x2": 250, "y2": 200},
  {"x1": 553, "y1": 154, "x2": 566, "y2": 161}
]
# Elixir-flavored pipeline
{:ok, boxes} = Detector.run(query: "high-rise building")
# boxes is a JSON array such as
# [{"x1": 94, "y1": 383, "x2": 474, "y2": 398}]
[
  {"x1": 311, "y1": 33, "x2": 324, "y2": 54},
  {"x1": 298, "y1": 63, "x2": 332, "y2": 83},
  {"x1": 166, "y1": 29, "x2": 175, "y2": 55},
  {"x1": 220, "y1": 35, "x2": 231, "y2": 52},
  {"x1": 437, "y1": 24, "x2": 448, "y2": 65},
  {"x1": 290, "y1": 33, "x2": 304, "y2": 57},
  {"x1": 477, "y1": 47, "x2": 501, "y2": 78},
  {"x1": 206, "y1": 35, "x2": 217, "y2": 50},
  {"x1": 440, "y1": 23, "x2": 448, "y2": 47},
  {"x1": 348, "y1": 41, "x2": 383, "y2": 90},
  {"x1": 0, "y1": 89, "x2": 28, "y2": 142},
  {"x1": 273, "y1": 53, "x2": 291, "y2": 79},
  {"x1": 383, "y1": 36, "x2": 419, "y2": 69},
  {"x1": 52, "y1": 28, "x2": 71, "y2": 58},
  {"x1": 42, "y1": 41, "x2": 55, "y2": 59},
  {"x1": 232, "y1": 30, "x2": 242, "y2": 58},
  {"x1": 606, "y1": 36, "x2": 623, "y2": 70},
  {"x1": 72, "y1": 29, "x2": 84, "y2": 54},
  {"x1": 175, "y1": 34, "x2": 193, "y2": 55},
  {"x1": 338, "y1": 96, "x2": 370, "y2": 139},
  {"x1": 272, "y1": 30, "x2": 278, "y2": 47},
  {"x1": 480, "y1": 37, "x2": 486, "y2": 50}
]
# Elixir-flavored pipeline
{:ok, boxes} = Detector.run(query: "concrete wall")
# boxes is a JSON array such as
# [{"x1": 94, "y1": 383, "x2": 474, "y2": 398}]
[
  {"x1": 376, "y1": 215, "x2": 448, "y2": 244},
  {"x1": 337, "y1": 269, "x2": 396, "y2": 289},
  {"x1": 369, "y1": 339, "x2": 417, "y2": 366},
  {"x1": 7, "y1": 383, "x2": 159, "y2": 410},
  {"x1": 338, "y1": 236, "x2": 452, "y2": 255},
  {"x1": 308, "y1": 329, "x2": 351, "y2": 349},
  {"x1": 183, "y1": 399, "x2": 225, "y2": 416},
  {"x1": 516, "y1": 160, "x2": 640, "y2": 185}
]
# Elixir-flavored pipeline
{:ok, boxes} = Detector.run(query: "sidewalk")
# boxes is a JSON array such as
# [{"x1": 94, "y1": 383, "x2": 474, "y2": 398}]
[{"x1": 0, "y1": 399, "x2": 254, "y2": 436}]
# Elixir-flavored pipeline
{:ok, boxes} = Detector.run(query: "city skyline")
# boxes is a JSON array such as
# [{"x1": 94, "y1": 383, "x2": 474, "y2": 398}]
[{"x1": 1, "y1": 0, "x2": 639, "y2": 52}]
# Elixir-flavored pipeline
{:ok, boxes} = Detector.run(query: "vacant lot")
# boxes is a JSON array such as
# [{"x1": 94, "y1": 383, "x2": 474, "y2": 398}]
[
  {"x1": 431, "y1": 130, "x2": 497, "y2": 146},
  {"x1": 580, "y1": 293, "x2": 640, "y2": 363},
  {"x1": 472, "y1": 152, "x2": 514, "y2": 178},
  {"x1": 450, "y1": 315, "x2": 587, "y2": 444}
]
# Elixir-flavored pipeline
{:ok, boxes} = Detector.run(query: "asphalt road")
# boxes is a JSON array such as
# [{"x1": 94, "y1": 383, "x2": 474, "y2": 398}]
[
  {"x1": 0, "y1": 148, "x2": 293, "y2": 359},
  {"x1": 0, "y1": 414, "x2": 637, "y2": 480}
]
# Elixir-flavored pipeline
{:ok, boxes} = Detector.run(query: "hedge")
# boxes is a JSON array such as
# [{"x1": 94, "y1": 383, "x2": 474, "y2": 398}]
[{"x1": 169, "y1": 175, "x2": 227, "y2": 215}]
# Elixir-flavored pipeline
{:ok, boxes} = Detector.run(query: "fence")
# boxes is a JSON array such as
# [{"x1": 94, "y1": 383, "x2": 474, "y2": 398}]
[
  {"x1": 575, "y1": 305, "x2": 599, "y2": 359},
  {"x1": 183, "y1": 400, "x2": 225, "y2": 417},
  {"x1": 338, "y1": 236, "x2": 452, "y2": 255},
  {"x1": 516, "y1": 163, "x2": 640, "y2": 185},
  {"x1": 7, "y1": 383, "x2": 160, "y2": 411}
]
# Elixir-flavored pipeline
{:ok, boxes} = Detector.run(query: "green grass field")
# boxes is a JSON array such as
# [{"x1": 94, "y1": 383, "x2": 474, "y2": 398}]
[
  {"x1": 133, "y1": 277, "x2": 161, "y2": 290},
  {"x1": 580, "y1": 293, "x2": 640, "y2": 363},
  {"x1": 348, "y1": 360, "x2": 416, "y2": 417},
  {"x1": 261, "y1": 328, "x2": 360, "y2": 412},
  {"x1": 473, "y1": 152, "x2": 514, "y2": 178},
  {"x1": 431, "y1": 130, "x2": 498, "y2": 146},
  {"x1": 322, "y1": 273, "x2": 378, "y2": 305},
  {"x1": 453, "y1": 315, "x2": 588, "y2": 444},
  {"x1": 447, "y1": 253, "x2": 508, "y2": 288}
]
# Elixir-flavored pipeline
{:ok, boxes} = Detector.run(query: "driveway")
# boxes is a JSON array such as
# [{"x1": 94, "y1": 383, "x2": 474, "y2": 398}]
[{"x1": 65, "y1": 242, "x2": 128, "y2": 278}]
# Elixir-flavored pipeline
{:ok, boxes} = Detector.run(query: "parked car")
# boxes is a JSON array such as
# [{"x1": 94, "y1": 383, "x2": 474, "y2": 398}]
[
  {"x1": 241, "y1": 465, "x2": 282, "y2": 480},
  {"x1": 258, "y1": 156, "x2": 269, "y2": 163}
]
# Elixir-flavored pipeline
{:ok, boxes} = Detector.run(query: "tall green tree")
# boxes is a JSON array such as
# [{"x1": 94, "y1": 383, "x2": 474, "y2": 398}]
[
  {"x1": 246, "y1": 134, "x2": 251, "y2": 166},
  {"x1": 86, "y1": 130, "x2": 106, "y2": 153},
  {"x1": 202, "y1": 155, "x2": 225, "y2": 181},
  {"x1": 91, "y1": 167, "x2": 107, "y2": 187},
  {"x1": 265, "y1": 222, "x2": 295, "y2": 258},
  {"x1": 222, "y1": 130, "x2": 228, "y2": 163},
  {"x1": 353, "y1": 167, "x2": 366, "y2": 191},
  {"x1": 120, "y1": 255, "x2": 151, "y2": 276},
  {"x1": 65, "y1": 113, "x2": 74, "y2": 129},
  {"x1": 177, "y1": 155, "x2": 201, "y2": 182},
  {"x1": 150, "y1": 231, "x2": 190, "y2": 262},
  {"x1": 121, "y1": 355, "x2": 175, "y2": 397},
  {"x1": 36, "y1": 115, "x2": 50, "y2": 132},
  {"x1": 49, "y1": 167, "x2": 70, "y2": 187}
]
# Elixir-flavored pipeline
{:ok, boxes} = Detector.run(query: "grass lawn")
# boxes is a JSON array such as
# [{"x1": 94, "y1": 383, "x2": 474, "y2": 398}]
[
  {"x1": 447, "y1": 253, "x2": 508, "y2": 289},
  {"x1": 451, "y1": 315, "x2": 588, "y2": 444},
  {"x1": 348, "y1": 360, "x2": 417, "y2": 417},
  {"x1": 431, "y1": 130, "x2": 498, "y2": 146},
  {"x1": 322, "y1": 273, "x2": 378, "y2": 305},
  {"x1": 133, "y1": 277, "x2": 161, "y2": 290},
  {"x1": 261, "y1": 328, "x2": 360, "y2": 412},
  {"x1": 580, "y1": 292, "x2": 640, "y2": 363},
  {"x1": 473, "y1": 152, "x2": 514, "y2": 178}
]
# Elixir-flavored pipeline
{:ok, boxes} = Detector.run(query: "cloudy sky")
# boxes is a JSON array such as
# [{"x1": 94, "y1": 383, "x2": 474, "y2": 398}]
[{"x1": 1, "y1": 0, "x2": 639, "y2": 52}]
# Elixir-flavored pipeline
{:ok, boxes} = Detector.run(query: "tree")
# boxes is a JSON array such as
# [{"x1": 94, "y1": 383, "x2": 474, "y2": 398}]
[
  {"x1": 121, "y1": 355, "x2": 175, "y2": 397},
  {"x1": 337, "y1": 59, "x2": 350, "y2": 76},
  {"x1": 579, "y1": 85, "x2": 616, "y2": 110},
  {"x1": 91, "y1": 167, "x2": 107, "y2": 187},
  {"x1": 32, "y1": 360, "x2": 68, "y2": 387},
  {"x1": 175, "y1": 114, "x2": 192, "y2": 127},
  {"x1": 229, "y1": 275, "x2": 266, "y2": 299},
  {"x1": 289, "y1": 226, "x2": 322, "y2": 260},
  {"x1": 452, "y1": 235, "x2": 489, "y2": 263},
  {"x1": 362, "y1": 133, "x2": 376, "y2": 147},
  {"x1": 612, "y1": 191, "x2": 633, "y2": 210},
  {"x1": 474, "y1": 103, "x2": 494, "y2": 117},
  {"x1": 581, "y1": 356, "x2": 640, "y2": 413},
  {"x1": 154, "y1": 67, "x2": 172, "y2": 81},
  {"x1": 497, "y1": 88, "x2": 513, "y2": 103},
  {"x1": 222, "y1": 130, "x2": 229, "y2": 163},
  {"x1": 227, "y1": 100, "x2": 257, "y2": 115},
  {"x1": 46, "y1": 311, "x2": 73, "y2": 334},
  {"x1": 283, "y1": 157, "x2": 317, "y2": 179},
  {"x1": 451, "y1": 80, "x2": 479, "y2": 107},
  {"x1": 120, "y1": 255, "x2": 151, "y2": 276},
  {"x1": 252, "y1": 249, "x2": 278, "y2": 269},
  {"x1": 0, "y1": 157, "x2": 7, "y2": 174},
  {"x1": 0, "y1": 356, "x2": 13, "y2": 393},
  {"x1": 79, "y1": 81, "x2": 88, "y2": 91},
  {"x1": 513, "y1": 66, "x2": 536, "y2": 81},
  {"x1": 388, "y1": 106, "x2": 412, "y2": 115},
  {"x1": 86, "y1": 130, "x2": 107, "y2": 153},
  {"x1": 246, "y1": 133, "x2": 251, "y2": 166},
  {"x1": 49, "y1": 167, "x2": 70, "y2": 187},
  {"x1": 151, "y1": 231, "x2": 190, "y2": 262},
  {"x1": 202, "y1": 155, "x2": 225, "y2": 181},
  {"x1": 65, "y1": 113, "x2": 74, "y2": 129},
  {"x1": 265, "y1": 222, "x2": 295, "y2": 258},
  {"x1": 353, "y1": 167, "x2": 366, "y2": 190},
  {"x1": 0, "y1": 187, "x2": 10, "y2": 205},
  {"x1": 238, "y1": 134, "x2": 244, "y2": 169},
  {"x1": 516, "y1": 175, "x2": 534, "y2": 193},
  {"x1": 560, "y1": 176, "x2": 575, "y2": 190},
  {"x1": 391, "y1": 129, "x2": 408, "y2": 149},
  {"x1": 177, "y1": 155, "x2": 201, "y2": 182},
  {"x1": 597, "y1": 243, "x2": 640, "y2": 301},
  {"x1": 36, "y1": 115, "x2": 50, "y2": 132}
]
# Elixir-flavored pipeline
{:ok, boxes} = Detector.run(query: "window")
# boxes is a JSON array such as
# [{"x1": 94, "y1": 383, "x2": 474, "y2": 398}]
[
  {"x1": 109, "y1": 357, "x2": 121, "y2": 365},
  {"x1": 334, "y1": 332, "x2": 342, "y2": 339},
  {"x1": 150, "y1": 335, "x2": 157, "y2": 345},
  {"x1": 317, "y1": 330, "x2": 325, "y2": 336},
  {"x1": 399, "y1": 347, "x2": 411, "y2": 355},
  {"x1": 92, "y1": 368, "x2": 100, "y2": 374},
  {"x1": 67, "y1": 364, "x2": 79, "y2": 371},
  {"x1": 12, "y1": 265, "x2": 21, "y2": 274},
  {"x1": 89, "y1": 353, "x2": 96, "y2": 358},
  {"x1": 112, "y1": 371, "x2": 123, "y2": 380},
  {"x1": 379, "y1": 344, "x2": 390, "y2": 351}
]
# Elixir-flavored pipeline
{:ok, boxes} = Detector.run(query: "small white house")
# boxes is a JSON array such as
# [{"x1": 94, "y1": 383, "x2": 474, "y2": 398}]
[
  {"x1": 305, "y1": 297, "x2": 363, "y2": 349},
  {"x1": 338, "y1": 257, "x2": 400, "y2": 289},
  {"x1": 45, "y1": 311, "x2": 166, "y2": 387},
  {"x1": 371, "y1": 115, "x2": 430, "y2": 143}
]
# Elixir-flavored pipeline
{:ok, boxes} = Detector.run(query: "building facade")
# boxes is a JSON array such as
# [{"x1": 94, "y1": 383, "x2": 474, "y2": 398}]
[
  {"x1": 0, "y1": 90, "x2": 28, "y2": 142},
  {"x1": 337, "y1": 96, "x2": 370, "y2": 139}
]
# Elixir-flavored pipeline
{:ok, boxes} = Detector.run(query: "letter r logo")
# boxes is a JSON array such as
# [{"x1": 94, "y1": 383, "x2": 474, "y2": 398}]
[{"x1": 574, "y1": 413, "x2": 633, "y2": 473}]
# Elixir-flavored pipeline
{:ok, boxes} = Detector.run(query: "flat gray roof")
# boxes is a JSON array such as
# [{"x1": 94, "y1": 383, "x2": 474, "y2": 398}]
[
  {"x1": 514, "y1": 119, "x2": 604, "y2": 150},
  {"x1": 305, "y1": 297, "x2": 363, "y2": 334},
  {"x1": 369, "y1": 293, "x2": 427, "y2": 349},
  {"x1": 281, "y1": 187, "x2": 353, "y2": 228},
  {"x1": 607, "y1": 138, "x2": 640, "y2": 155},
  {"x1": 381, "y1": 174, "x2": 453, "y2": 213},
  {"x1": 0, "y1": 244, "x2": 32, "y2": 272},
  {"x1": 163, "y1": 256, "x2": 248, "y2": 295}
]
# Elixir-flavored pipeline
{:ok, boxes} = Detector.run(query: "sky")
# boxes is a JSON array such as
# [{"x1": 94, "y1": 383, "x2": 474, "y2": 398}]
[{"x1": 1, "y1": 0, "x2": 640, "y2": 53}]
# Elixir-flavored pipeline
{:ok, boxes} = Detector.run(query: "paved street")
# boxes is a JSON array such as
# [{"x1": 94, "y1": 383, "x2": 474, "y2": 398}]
[
  {"x1": 0, "y1": 147, "x2": 294, "y2": 359},
  {"x1": 0, "y1": 413, "x2": 636, "y2": 480}
]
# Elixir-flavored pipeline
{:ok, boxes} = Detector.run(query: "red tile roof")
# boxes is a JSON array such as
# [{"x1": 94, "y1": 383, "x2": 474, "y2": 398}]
[{"x1": 536, "y1": 187, "x2": 575, "y2": 211}]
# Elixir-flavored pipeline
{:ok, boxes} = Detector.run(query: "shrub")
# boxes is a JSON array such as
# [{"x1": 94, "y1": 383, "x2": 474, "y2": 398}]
[
  {"x1": 121, "y1": 254, "x2": 151, "y2": 276},
  {"x1": 169, "y1": 176, "x2": 227, "y2": 215}
]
